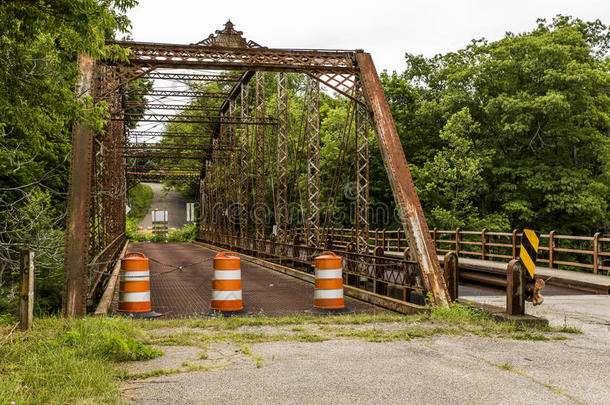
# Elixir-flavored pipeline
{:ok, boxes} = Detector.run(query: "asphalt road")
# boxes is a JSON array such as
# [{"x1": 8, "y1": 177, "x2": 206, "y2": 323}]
[
  {"x1": 121, "y1": 243, "x2": 609, "y2": 404},
  {"x1": 138, "y1": 183, "x2": 188, "y2": 229}
]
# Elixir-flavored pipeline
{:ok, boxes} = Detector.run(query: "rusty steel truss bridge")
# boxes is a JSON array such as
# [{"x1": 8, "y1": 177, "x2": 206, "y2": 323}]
[{"x1": 62, "y1": 21, "x2": 452, "y2": 317}]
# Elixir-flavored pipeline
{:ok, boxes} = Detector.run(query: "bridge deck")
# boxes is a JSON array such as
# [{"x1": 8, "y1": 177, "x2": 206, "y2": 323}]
[{"x1": 125, "y1": 242, "x2": 387, "y2": 317}]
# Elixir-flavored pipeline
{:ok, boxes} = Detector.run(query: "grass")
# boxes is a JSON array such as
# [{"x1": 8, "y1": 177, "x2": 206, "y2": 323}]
[
  {"x1": 0, "y1": 316, "x2": 162, "y2": 404},
  {"x1": 0, "y1": 304, "x2": 582, "y2": 403}
]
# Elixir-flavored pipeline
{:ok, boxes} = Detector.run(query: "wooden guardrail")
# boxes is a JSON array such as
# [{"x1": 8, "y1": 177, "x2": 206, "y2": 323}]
[{"x1": 289, "y1": 228, "x2": 610, "y2": 275}]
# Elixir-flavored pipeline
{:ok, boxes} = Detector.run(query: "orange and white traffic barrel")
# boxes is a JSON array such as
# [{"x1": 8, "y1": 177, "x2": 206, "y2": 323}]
[
  {"x1": 310, "y1": 251, "x2": 351, "y2": 313},
  {"x1": 118, "y1": 252, "x2": 161, "y2": 318},
  {"x1": 211, "y1": 252, "x2": 245, "y2": 315}
]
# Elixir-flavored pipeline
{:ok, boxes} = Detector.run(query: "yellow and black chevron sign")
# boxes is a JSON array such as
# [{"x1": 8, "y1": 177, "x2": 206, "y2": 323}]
[{"x1": 520, "y1": 229, "x2": 541, "y2": 278}]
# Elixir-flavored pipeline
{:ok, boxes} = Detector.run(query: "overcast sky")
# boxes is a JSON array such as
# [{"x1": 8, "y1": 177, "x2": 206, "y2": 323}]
[{"x1": 127, "y1": 0, "x2": 610, "y2": 73}]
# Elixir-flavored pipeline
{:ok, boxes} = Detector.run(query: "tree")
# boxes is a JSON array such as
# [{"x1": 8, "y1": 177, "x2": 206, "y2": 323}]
[
  {"x1": 382, "y1": 15, "x2": 610, "y2": 234},
  {"x1": 0, "y1": 0, "x2": 137, "y2": 313}
]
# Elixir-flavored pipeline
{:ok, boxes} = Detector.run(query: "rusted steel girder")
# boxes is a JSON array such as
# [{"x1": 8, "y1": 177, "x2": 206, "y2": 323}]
[
  {"x1": 126, "y1": 89, "x2": 229, "y2": 98},
  {"x1": 253, "y1": 72, "x2": 266, "y2": 240},
  {"x1": 126, "y1": 131, "x2": 215, "y2": 138},
  {"x1": 123, "y1": 152, "x2": 211, "y2": 159},
  {"x1": 276, "y1": 73, "x2": 289, "y2": 241},
  {"x1": 356, "y1": 52, "x2": 451, "y2": 307},
  {"x1": 114, "y1": 113, "x2": 277, "y2": 125},
  {"x1": 123, "y1": 103, "x2": 222, "y2": 112},
  {"x1": 141, "y1": 72, "x2": 241, "y2": 81},
  {"x1": 305, "y1": 77, "x2": 321, "y2": 247},
  {"x1": 107, "y1": 40, "x2": 357, "y2": 74},
  {"x1": 63, "y1": 54, "x2": 96, "y2": 317}
]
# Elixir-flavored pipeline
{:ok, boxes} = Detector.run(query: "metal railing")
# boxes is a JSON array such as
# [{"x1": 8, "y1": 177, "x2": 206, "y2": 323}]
[
  {"x1": 288, "y1": 227, "x2": 610, "y2": 275},
  {"x1": 198, "y1": 231, "x2": 428, "y2": 306}
]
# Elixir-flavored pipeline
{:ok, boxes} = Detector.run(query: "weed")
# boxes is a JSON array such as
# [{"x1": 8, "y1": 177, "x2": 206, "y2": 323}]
[{"x1": 511, "y1": 332, "x2": 550, "y2": 341}]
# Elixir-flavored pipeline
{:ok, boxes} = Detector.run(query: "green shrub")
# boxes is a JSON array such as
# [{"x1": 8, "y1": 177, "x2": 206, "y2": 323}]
[
  {"x1": 127, "y1": 183, "x2": 153, "y2": 221},
  {"x1": 167, "y1": 223, "x2": 198, "y2": 242}
]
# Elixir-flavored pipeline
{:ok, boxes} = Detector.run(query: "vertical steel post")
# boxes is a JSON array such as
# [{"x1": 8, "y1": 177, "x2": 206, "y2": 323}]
[
  {"x1": 355, "y1": 98, "x2": 370, "y2": 254},
  {"x1": 229, "y1": 100, "x2": 238, "y2": 235},
  {"x1": 355, "y1": 52, "x2": 450, "y2": 307},
  {"x1": 239, "y1": 82, "x2": 250, "y2": 237},
  {"x1": 306, "y1": 77, "x2": 320, "y2": 247},
  {"x1": 254, "y1": 71, "x2": 266, "y2": 239},
  {"x1": 63, "y1": 54, "x2": 97, "y2": 317},
  {"x1": 276, "y1": 73, "x2": 289, "y2": 241}
]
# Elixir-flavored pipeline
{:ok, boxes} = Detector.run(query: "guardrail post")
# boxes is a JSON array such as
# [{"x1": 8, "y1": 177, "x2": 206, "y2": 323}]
[
  {"x1": 396, "y1": 228, "x2": 401, "y2": 251},
  {"x1": 549, "y1": 230, "x2": 557, "y2": 268},
  {"x1": 373, "y1": 246, "x2": 387, "y2": 296},
  {"x1": 443, "y1": 252, "x2": 458, "y2": 302},
  {"x1": 19, "y1": 250, "x2": 35, "y2": 330},
  {"x1": 382, "y1": 229, "x2": 386, "y2": 250},
  {"x1": 593, "y1": 232, "x2": 601, "y2": 274},
  {"x1": 345, "y1": 242, "x2": 357, "y2": 287},
  {"x1": 481, "y1": 228, "x2": 488, "y2": 261},
  {"x1": 506, "y1": 259, "x2": 525, "y2": 316},
  {"x1": 455, "y1": 228, "x2": 461, "y2": 256},
  {"x1": 433, "y1": 227, "x2": 438, "y2": 251},
  {"x1": 511, "y1": 229, "x2": 518, "y2": 259}
]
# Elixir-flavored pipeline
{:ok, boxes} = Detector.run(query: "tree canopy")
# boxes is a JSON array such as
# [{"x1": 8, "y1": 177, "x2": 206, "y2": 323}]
[{"x1": 381, "y1": 16, "x2": 610, "y2": 234}]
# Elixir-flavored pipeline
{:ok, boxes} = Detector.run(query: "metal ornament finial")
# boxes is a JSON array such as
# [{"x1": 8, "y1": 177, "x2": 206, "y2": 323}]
[{"x1": 194, "y1": 20, "x2": 264, "y2": 48}]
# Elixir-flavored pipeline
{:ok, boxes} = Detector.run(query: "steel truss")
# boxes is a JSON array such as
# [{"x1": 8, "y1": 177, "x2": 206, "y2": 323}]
[
  {"x1": 253, "y1": 71, "x2": 266, "y2": 239},
  {"x1": 305, "y1": 77, "x2": 320, "y2": 247},
  {"x1": 275, "y1": 73, "x2": 289, "y2": 241},
  {"x1": 355, "y1": 97, "x2": 370, "y2": 254},
  {"x1": 239, "y1": 82, "x2": 250, "y2": 237},
  {"x1": 63, "y1": 21, "x2": 451, "y2": 318}
]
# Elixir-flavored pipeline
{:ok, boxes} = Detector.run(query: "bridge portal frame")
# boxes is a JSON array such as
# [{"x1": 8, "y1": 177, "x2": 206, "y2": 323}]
[{"x1": 62, "y1": 22, "x2": 450, "y2": 317}]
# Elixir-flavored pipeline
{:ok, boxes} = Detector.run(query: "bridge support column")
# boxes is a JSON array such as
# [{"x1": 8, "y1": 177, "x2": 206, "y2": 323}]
[{"x1": 63, "y1": 54, "x2": 97, "y2": 317}]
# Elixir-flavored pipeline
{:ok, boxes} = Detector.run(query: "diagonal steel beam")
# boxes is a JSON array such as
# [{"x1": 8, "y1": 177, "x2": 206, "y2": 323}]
[{"x1": 356, "y1": 52, "x2": 451, "y2": 307}]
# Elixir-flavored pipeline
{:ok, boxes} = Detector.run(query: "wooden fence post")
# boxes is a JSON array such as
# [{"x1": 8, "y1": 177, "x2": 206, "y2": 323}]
[
  {"x1": 511, "y1": 229, "x2": 518, "y2": 259},
  {"x1": 481, "y1": 228, "x2": 488, "y2": 260},
  {"x1": 593, "y1": 232, "x2": 601, "y2": 274},
  {"x1": 19, "y1": 250, "x2": 35, "y2": 330},
  {"x1": 433, "y1": 227, "x2": 438, "y2": 251},
  {"x1": 443, "y1": 252, "x2": 459, "y2": 302},
  {"x1": 549, "y1": 230, "x2": 557, "y2": 269},
  {"x1": 455, "y1": 228, "x2": 461, "y2": 256}
]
